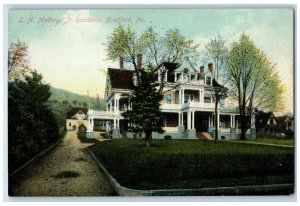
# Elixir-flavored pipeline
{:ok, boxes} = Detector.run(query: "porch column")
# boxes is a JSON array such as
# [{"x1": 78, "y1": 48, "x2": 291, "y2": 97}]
[
  {"x1": 117, "y1": 97, "x2": 120, "y2": 111},
  {"x1": 117, "y1": 119, "x2": 120, "y2": 129},
  {"x1": 230, "y1": 115, "x2": 233, "y2": 127},
  {"x1": 199, "y1": 90, "x2": 201, "y2": 103},
  {"x1": 192, "y1": 110, "x2": 195, "y2": 129},
  {"x1": 178, "y1": 112, "x2": 181, "y2": 126},
  {"x1": 164, "y1": 71, "x2": 168, "y2": 82},
  {"x1": 182, "y1": 89, "x2": 185, "y2": 104},
  {"x1": 106, "y1": 105, "x2": 108, "y2": 111},
  {"x1": 110, "y1": 102, "x2": 112, "y2": 112},
  {"x1": 181, "y1": 112, "x2": 184, "y2": 126},
  {"x1": 233, "y1": 115, "x2": 236, "y2": 128},
  {"x1": 113, "y1": 118, "x2": 116, "y2": 129},
  {"x1": 208, "y1": 114, "x2": 211, "y2": 127},
  {"x1": 175, "y1": 72, "x2": 177, "y2": 82},
  {"x1": 88, "y1": 117, "x2": 94, "y2": 132},
  {"x1": 179, "y1": 89, "x2": 181, "y2": 104},
  {"x1": 114, "y1": 96, "x2": 117, "y2": 112},
  {"x1": 87, "y1": 117, "x2": 91, "y2": 132},
  {"x1": 187, "y1": 110, "x2": 191, "y2": 129}
]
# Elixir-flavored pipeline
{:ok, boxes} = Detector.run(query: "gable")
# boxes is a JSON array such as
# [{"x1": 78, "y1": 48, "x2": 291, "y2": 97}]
[
  {"x1": 66, "y1": 108, "x2": 88, "y2": 119},
  {"x1": 107, "y1": 68, "x2": 134, "y2": 90}
]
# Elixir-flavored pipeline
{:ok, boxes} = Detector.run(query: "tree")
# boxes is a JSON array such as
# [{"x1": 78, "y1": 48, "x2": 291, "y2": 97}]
[
  {"x1": 206, "y1": 80, "x2": 228, "y2": 143},
  {"x1": 82, "y1": 102, "x2": 88, "y2": 107},
  {"x1": 52, "y1": 99, "x2": 58, "y2": 104},
  {"x1": 204, "y1": 36, "x2": 229, "y2": 81},
  {"x1": 8, "y1": 40, "x2": 30, "y2": 80},
  {"x1": 122, "y1": 69, "x2": 164, "y2": 148},
  {"x1": 72, "y1": 100, "x2": 77, "y2": 105},
  {"x1": 106, "y1": 25, "x2": 200, "y2": 90},
  {"x1": 8, "y1": 71, "x2": 59, "y2": 173},
  {"x1": 95, "y1": 94, "x2": 101, "y2": 108},
  {"x1": 204, "y1": 36, "x2": 229, "y2": 143},
  {"x1": 226, "y1": 34, "x2": 284, "y2": 139},
  {"x1": 62, "y1": 100, "x2": 69, "y2": 106}
]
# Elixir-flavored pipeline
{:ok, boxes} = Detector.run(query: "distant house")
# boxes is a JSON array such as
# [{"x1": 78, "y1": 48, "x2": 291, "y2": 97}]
[
  {"x1": 276, "y1": 115, "x2": 294, "y2": 137},
  {"x1": 255, "y1": 111, "x2": 278, "y2": 137},
  {"x1": 66, "y1": 108, "x2": 89, "y2": 132}
]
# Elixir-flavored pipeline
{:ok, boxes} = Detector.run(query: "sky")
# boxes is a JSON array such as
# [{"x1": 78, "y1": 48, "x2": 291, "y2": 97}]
[{"x1": 8, "y1": 8, "x2": 294, "y2": 113}]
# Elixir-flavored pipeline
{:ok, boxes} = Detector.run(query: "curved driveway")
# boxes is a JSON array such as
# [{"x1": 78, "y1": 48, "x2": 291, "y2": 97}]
[{"x1": 10, "y1": 131, "x2": 115, "y2": 196}]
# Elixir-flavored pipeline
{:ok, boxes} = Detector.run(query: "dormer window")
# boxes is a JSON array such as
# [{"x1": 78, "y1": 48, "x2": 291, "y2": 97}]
[{"x1": 206, "y1": 76, "x2": 212, "y2": 85}]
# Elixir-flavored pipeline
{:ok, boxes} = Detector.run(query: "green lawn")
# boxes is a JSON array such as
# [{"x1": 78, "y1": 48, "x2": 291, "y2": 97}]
[
  {"x1": 252, "y1": 138, "x2": 294, "y2": 146},
  {"x1": 87, "y1": 139, "x2": 294, "y2": 191}
]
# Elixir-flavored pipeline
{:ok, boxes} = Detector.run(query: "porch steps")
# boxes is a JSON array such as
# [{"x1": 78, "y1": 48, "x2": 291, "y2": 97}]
[{"x1": 197, "y1": 132, "x2": 213, "y2": 141}]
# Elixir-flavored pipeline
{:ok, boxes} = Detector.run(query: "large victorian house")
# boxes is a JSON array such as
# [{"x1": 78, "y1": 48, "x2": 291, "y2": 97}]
[{"x1": 86, "y1": 55, "x2": 256, "y2": 140}]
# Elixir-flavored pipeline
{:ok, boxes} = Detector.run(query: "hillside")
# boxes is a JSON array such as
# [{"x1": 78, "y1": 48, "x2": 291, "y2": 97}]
[{"x1": 49, "y1": 87, "x2": 105, "y2": 109}]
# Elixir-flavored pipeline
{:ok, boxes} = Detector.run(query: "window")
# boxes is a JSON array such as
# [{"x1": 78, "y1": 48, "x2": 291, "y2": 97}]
[
  {"x1": 204, "y1": 96, "x2": 211, "y2": 103},
  {"x1": 166, "y1": 94, "x2": 172, "y2": 104},
  {"x1": 184, "y1": 94, "x2": 194, "y2": 103},
  {"x1": 69, "y1": 122, "x2": 71, "y2": 127},
  {"x1": 220, "y1": 115, "x2": 231, "y2": 128},
  {"x1": 206, "y1": 76, "x2": 212, "y2": 85}
]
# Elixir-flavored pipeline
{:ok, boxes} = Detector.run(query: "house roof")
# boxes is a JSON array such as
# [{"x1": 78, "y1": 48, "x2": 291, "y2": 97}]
[
  {"x1": 108, "y1": 68, "x2": 134, "y2": 90},
  {"x1": 212, "y1": 79, "x2": 226, "y2": 88},
  {"x1": 66, "y1": 107, "x2": 88, "y2": 119},
  {"x1": 255, "y1": 111, "x2": 274, "y2": 128},
  {"x1": 276, "y1": 115, "x2": 289, "y2": 126},
  {"x1": 163, "y1": 62, "x2": 180, "y2": 73}
]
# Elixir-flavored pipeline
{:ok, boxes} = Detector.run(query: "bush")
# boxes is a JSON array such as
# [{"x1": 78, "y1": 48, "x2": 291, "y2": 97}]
[{"x1": 8, "y1": 71, "x2": 60, "y2": 174}]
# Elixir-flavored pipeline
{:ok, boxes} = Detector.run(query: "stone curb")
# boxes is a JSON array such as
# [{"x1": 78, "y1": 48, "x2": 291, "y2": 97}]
[
  {"x1": 86, "y1": 148, "x2": 294, "y2": 196},
  {"x1": 10, "y1": 130, "x2": 66, "y2": 177},
  {"x1": 230, "y1": 141, "x2": 294, "y2": 148}
]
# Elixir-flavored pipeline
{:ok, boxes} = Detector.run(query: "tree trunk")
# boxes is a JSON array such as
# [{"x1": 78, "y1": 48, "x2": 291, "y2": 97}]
[
  {"x1": 214, "y1": 94, "x2": 218, "y2": 144},
  {"x1": 240, "y1": 118, "x2": 247, "y2": 140},
  {"x1": 145, "y1": 130, "x2": 152, "y2": 148}
]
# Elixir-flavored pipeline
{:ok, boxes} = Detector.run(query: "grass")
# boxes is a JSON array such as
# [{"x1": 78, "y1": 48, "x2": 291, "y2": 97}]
[
  {"x1": 88, "y1": 139, "x2": 294, "y2": 191},
  {"x1": 251, "y1": 137, "x2": 294, "y2": 146}
]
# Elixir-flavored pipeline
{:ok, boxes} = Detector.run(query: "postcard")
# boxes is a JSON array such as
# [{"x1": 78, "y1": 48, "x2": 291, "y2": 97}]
[{"x1": 6, "y1": 7, "x2": 294, "y2": 198}]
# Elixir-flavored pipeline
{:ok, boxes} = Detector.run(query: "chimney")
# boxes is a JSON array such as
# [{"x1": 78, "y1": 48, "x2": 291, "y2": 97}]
[
  {"x1": 119, "y1": 56, "x2": 124, "y2": 70},
  {"x1": 208, "y1": 63, "x2": 213, "y2": 74},
  {"x1": 137, "y1": 54, "x2": 142, "y2": 70},
  {"x1": 200, "y1": 66, "x2": 205, "y2": 75}
]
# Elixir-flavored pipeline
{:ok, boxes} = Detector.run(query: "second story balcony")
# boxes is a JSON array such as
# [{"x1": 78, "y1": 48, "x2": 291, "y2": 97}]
[
  {"x1": 161, "y1": 103, "x2": 182, "y2": 111},
  {"x1": 160, "y1": 101, "x2": 216, "y2": 112},
  {"x1": 182, "y1": 101, "x2": 215, "y2": 110}
]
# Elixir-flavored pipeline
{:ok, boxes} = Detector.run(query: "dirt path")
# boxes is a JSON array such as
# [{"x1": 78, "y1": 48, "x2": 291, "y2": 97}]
[{"x1": 10, "y1": 131, "x2": 116, "y2": 196}]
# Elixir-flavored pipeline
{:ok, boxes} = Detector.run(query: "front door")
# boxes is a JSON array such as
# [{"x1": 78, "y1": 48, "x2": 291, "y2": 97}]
[{"x1": 195, "y1": 113, "x2": 209, "y2": 132}]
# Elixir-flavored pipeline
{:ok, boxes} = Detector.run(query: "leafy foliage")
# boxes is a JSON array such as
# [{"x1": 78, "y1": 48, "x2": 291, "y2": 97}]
[
  {"x1": 204, "y1": 35, "x2": 229, "y2": 81},
  {"x1": 226, "y1": 34, "x2": 285, "y2": 139},
  {"x1": 8, "y1": 40, "x2": 30, "y2": 80},
  {"x1": 122, "y1": 69, "x2": 164, "y2": 147},
  {"x1": 8, "y1": 71, "x2": 59, "y2": 173},
  {"x1": 106, "y1": 25, "x2": 200, "y2": 85}
]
